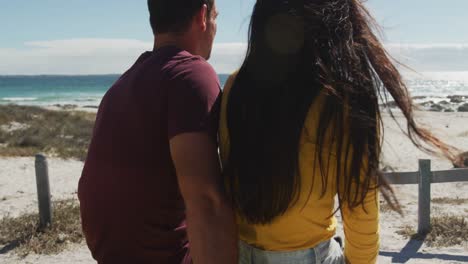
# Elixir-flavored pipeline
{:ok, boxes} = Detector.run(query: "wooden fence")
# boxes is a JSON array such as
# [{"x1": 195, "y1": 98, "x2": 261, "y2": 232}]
[
  {"x1": 384, "y1": 159, "x2": 468, "y2": 235},
  {"x1": 33, "y1": 155, "x2": 468, "y2": 234},
  {"x1": 35, "y1": 154, "x2": 52, "y2": 229}
]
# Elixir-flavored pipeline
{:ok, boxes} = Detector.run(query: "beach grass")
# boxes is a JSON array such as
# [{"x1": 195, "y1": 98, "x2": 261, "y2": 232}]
[
  {"x1": 397, "y1": 214, "x2": 468, "y2": 247},
  {"x1": 380, "y1": 200, "x2": 405, "y2": 213},
  {"x1": 0, "y1": 105, "x2": 95, "y2": 161},
  {"x1": 432, "y1": 197, "x2": 468, "y2": 206},
  {"x1": 0, "y1": 199, "x2": 83, "y2": 257}
]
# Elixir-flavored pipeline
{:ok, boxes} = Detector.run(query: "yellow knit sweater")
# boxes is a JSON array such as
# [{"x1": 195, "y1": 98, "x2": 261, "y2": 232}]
[{"x1": 219, "y1": 73, "x2": 379, "y2": 264}]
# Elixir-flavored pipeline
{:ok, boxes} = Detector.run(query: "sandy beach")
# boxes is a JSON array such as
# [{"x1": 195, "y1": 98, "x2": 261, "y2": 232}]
[{"x1": 1, "y1": 111, "x2": 467, "y2": 263}]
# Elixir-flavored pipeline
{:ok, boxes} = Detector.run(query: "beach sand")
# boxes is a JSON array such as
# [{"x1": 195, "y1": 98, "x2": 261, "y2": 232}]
[{"x1": 0, "y1": 111, "x2": 467, "y2": 263}]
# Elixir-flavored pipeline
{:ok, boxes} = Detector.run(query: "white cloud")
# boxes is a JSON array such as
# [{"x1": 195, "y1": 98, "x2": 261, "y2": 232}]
[
  {"x1": 210, "y1": 42, "x2": 246, "y2": 73},
  {"x1": 0, "y1": 39, "x2": 151, "y2": 75},
  {"x1": 1, "y1": 39, "x2": 468, "y2": 75},
  {"x1": 385, "y1": 43, "x2": 468, "y2": 72},
  {"x1": 385, "y1": 43, "x2": 468, "y2": 50},
  {"x1": 0, "y1": 39, "x2": 246, "y2": 75}
]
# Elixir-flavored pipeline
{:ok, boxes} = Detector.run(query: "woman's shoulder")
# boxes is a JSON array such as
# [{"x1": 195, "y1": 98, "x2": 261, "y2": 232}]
[
  {"x1": 228, "y1": 70, "x2": 239, "y2": 82},
  {"x1": 223, "y1": 70, "x2": 239, "y2": 96}
]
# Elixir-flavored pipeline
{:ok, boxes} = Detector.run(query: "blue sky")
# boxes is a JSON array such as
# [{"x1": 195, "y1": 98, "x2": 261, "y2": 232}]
[{"x1": 1, "y1": 0, "x2": 468, "y2": 74}]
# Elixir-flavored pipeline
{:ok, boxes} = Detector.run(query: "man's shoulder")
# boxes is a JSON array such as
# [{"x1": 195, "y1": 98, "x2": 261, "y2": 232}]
[
  {"x1": 165, "y1": 52, "x2": 216, "y2": 79},
  {"x1": 163, "y1": 54, "x2": 219, "y2": 92}
]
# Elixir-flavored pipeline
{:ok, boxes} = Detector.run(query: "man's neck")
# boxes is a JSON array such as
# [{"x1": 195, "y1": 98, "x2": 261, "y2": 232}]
[{"x1": 153, "y1": 33, "x2": 198, "y2": 55}]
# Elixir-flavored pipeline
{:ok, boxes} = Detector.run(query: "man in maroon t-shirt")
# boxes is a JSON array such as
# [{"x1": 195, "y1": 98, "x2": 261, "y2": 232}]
[{"x1": 78, "y1": 1, "x2": 237, "y2": 263}]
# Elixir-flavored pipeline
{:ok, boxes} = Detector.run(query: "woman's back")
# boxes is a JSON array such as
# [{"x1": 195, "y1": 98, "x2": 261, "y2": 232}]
[
  {"x1": 221, "y1": 1, "x2": 455, "y2": 263},
  {"x1": 220, "y1": 73, "x2": 379, "y2": 263}
]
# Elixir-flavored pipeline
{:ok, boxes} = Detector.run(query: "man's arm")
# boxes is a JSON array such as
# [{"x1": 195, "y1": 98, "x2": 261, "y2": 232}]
[{"x1": 170, "y1": 132, "x2": 238, "y2": 264}]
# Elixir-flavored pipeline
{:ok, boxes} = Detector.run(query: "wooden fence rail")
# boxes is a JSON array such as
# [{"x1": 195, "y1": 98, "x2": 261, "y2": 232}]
[
  {"x1": 32, "y1": 155, "x2": 467, "y2": 234},
  {"x1": 383, "y1": 159, "x2": 468, "y2": 235}
]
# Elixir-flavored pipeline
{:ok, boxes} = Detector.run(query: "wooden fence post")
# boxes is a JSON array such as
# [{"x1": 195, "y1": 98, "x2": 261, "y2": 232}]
[
  {"x1": 35, "y1": 154, "x2": 52, "y2": 229},
  {"x1": 418, "y1": 159, "x2": 431, "y2": 235}
]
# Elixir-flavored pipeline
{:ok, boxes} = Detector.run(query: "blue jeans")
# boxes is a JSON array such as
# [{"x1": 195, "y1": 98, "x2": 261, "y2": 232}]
[{"x1": 239, "y1": 239, "x2": 345, "y2": 264}]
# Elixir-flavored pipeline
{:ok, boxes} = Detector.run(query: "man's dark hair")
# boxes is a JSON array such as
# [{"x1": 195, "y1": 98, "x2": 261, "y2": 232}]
[{"x1": 148, "y1": 0, "x2": 214, "y2": 34}]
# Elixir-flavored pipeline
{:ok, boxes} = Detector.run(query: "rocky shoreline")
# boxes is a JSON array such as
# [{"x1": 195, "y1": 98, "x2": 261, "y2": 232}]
[{"x1": 382, "y1": 95, "x2": 468, "y2": 112}]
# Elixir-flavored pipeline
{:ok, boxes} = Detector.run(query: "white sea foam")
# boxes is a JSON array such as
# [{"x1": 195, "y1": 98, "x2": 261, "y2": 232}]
[
  {"x1": 1, "y1": 97, "x2": 38, "y2": 102},
  {"x1": 403, "y1": 71, "x2": 468, "y2": 82},
  {"x1": 401, "y1": 71, "x2": 468, "y2": 98}
]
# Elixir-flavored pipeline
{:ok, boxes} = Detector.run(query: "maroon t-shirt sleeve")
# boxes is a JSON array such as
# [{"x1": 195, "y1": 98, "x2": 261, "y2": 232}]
[{"x1": 167, "y1": 58, "x2": 221, "y2": 141}]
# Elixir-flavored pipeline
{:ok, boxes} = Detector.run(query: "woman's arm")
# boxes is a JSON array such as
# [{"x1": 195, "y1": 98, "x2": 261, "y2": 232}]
[{"x1": 340, "y1": 186, "x2": 380, "y2": 264}]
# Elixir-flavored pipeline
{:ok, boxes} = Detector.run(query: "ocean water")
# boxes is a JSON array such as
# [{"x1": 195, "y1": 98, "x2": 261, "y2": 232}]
[
  {"x1": 0, "y1": 74, "x2": 230, "y2": 107},
  {"x1": 0, "y1": 75, "x2": 116, "y2": 107},
  {"x1": 0, "y1": 73, "x2": 467, "y2": 108}
]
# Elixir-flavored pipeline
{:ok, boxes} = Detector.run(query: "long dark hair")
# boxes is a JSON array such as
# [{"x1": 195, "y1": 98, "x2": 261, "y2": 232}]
[{"x1": 224, "y1": 0, "x2": 456, "y2": 225}]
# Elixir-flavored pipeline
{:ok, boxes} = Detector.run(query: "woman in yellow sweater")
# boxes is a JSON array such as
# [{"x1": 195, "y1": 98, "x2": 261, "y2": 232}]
[{"x1": 219, "y1": 0, "x2": 454, "y2": 263}]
